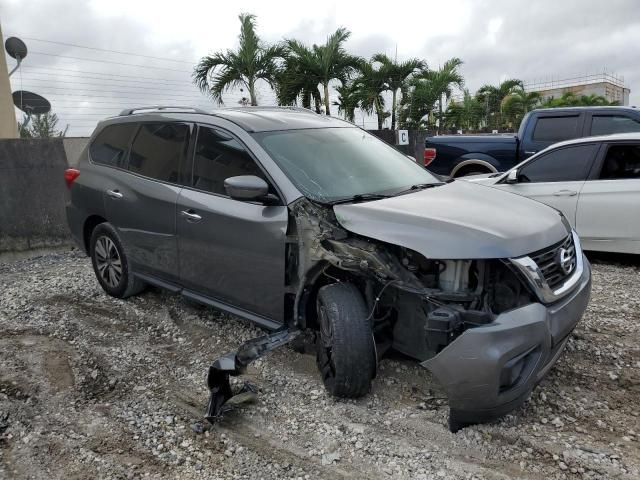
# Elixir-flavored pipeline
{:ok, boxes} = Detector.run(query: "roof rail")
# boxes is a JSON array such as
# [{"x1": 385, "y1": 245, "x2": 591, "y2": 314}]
[
  {"x1": 220, "y1": 105, "x2": 318, "y2": 114},
  {"x1": 119, "y1": 105, "x2": 209, "y2": 116}
]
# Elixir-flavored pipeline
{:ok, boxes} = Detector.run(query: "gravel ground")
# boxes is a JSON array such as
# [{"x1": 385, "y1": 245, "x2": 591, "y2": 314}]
[{"x1": 0, "y1": 249, "x2": 638, "y2": 480}]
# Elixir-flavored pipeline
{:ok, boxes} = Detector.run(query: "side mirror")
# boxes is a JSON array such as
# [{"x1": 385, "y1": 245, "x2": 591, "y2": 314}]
[
  {"x1": 224, "y1": 175, "x2": 270, "y2": 202},
  {"x1": 506, "y1": 169, "x2": 518, "y2": 184}
]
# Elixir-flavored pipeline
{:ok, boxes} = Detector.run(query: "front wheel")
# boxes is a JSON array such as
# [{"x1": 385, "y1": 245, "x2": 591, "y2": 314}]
[
  {"x1": 90, "y1": 223, "x2": 145, "y2": 298},
  {"x1": 316, "y1": 283, "x2": 376, "y2": 398}
]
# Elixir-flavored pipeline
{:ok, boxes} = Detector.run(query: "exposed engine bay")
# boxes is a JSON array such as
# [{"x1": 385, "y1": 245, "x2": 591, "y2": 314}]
[{"x1": 286, "y1": 198, "x2": 535, "y2": 360}]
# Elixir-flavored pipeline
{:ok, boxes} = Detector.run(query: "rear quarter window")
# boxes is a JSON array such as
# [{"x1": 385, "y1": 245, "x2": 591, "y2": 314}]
[
  {"x1": 532, "y1": 116, "x2": 580, "y2": 142},
  {"x1": 128, "y1": 123, "x2": 189, "y2": 183},
  {"x1": 89, "y1": 124, "x2": 138, "y2": 168}
]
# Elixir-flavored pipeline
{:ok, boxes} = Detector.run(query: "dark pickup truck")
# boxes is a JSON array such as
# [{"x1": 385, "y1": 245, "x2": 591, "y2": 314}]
[{"x1": 425, "y1": 106, "x2": 640, "y2": 177}]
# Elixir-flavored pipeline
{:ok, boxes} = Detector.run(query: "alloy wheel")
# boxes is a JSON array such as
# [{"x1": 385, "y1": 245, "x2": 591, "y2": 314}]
[{"x1": 94, "y1": 236, "x2": 122, "y2": 288}]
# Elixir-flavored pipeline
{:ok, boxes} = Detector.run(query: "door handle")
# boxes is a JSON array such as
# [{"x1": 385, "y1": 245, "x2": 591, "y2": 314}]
[
  {"x1": 106, "y1": 189, "x2": 123, "y2": 199},
  {"x1": 524, "y1": 150, "x2": 537, "y2": 155},
  {"x1": 552, "y1": 189, "x2": 577, "y2": 197},
  {"x1": 180, "y1": 210, "x2": 202, "y2": 222}
]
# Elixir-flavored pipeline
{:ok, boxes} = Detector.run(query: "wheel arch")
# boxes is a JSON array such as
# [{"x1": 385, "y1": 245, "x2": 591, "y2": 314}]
[
  {"x1": 83, "y1": 215, "x2": 107, "y2": 255},
  {"x1": 451, "y1": 155, "x2": 500, "y2": 177},
  {"x1": 295, "y1": 262, "x2": 368, "y2": 331}
]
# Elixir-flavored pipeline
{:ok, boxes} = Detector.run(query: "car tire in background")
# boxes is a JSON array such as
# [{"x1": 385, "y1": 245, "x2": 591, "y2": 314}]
[
  {"x1": 89, "y1": 222, "x2": 146, "y2": 299},
  {"x1": 316, "y1": 282, "x2": 376, "y2": 398}
]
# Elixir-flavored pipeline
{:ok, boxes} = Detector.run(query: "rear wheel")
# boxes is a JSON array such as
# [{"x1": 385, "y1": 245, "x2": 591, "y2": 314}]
[
  {"x1": 316, "y1": 283, "x2": 376, "y2": 398},
  {"x1": 90, "y1": 223, "x2": 145, "y2": 298}
]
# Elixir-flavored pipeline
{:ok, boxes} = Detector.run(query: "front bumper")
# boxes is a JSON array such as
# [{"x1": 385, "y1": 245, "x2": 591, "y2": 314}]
[{"x1": 422, "y1": 255, "x2": 591, "y2": 427}]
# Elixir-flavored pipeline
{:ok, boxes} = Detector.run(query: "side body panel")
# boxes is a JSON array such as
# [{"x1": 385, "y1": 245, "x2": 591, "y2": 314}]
[
  {"x1": 176, "y1": 188, "x2": 288, "y2": 322},
  {"x1": 102, "y1": 168, "x2": 181, "y2": 280},
  {"x1": 425, "y1": 136, "x2": 518, "y2": 175},
  {"x1": 497, "y1": 180, "x2": 585, "y2": 227},
  {"x1": 65, "y1": 146, "x2": 107, "y2": 251},
  {"x1": 576, "y1": 178, "x2": 640, "y2": 253}
]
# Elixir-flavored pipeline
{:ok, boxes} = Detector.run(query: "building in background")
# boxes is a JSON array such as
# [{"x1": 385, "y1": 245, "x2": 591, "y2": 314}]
[{"x1": 524, "y1": 72, "x2": 631, "y2": 106}]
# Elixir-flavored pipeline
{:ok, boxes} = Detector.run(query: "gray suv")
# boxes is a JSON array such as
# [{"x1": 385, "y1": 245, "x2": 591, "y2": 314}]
[{"x1": 65, "y1": 106, "x2": 591, "y2": 431}]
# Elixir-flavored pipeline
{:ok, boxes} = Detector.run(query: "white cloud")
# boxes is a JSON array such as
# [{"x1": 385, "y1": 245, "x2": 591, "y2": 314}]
[{"x1": 3, "y1": 0, "x2": 639, "y2": 134}]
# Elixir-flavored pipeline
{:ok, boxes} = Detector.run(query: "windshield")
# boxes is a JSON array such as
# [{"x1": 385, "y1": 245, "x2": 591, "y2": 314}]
[{"x1": 252, "y1": 127, "x2": 440, "y2": 202}]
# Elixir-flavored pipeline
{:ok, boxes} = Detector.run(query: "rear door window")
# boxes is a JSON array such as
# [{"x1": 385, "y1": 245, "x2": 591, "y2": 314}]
[
  {"x1": 598, "y1": 144, "x2": 640, "y2": 179},
  {"x1": 89, "y1": 124, "x2": 138, "y2": 168},
  {"x1": 191, "y1": 126, "x2": 267, "y2": 196},
  {"x1": 128, "y1": 123, "x2": 190, "y2": 183},
  {"x1": 532, "y1": 116, "x2": 580, "y2": 142},
  {"x1": 590, "y1": 115, "x2": 640, "y2": 136},
  {"x1": 518, "y1": 144, "x2": 599, "y2": 183}
]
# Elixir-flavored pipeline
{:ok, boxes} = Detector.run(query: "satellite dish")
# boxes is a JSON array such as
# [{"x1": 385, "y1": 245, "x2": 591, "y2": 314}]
[
  {"x1": 5, "y1": 37, "x2": 27, "y2": 60},
  {"x1": 13, "y1": 90, "x2": 51, "y2": 115}
]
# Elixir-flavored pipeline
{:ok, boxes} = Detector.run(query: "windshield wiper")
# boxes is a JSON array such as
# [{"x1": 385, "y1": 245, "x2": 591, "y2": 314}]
[
  {"x1": 393, "y1": 182, "x2": 446, "y2": 196},
  {"x1": 328, "y1": 193, "x2": 392, "y2": 205}
]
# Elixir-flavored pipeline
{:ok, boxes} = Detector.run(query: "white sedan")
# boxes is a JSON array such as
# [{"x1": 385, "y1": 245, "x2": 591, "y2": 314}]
[{"x1": 464, "y1": 133, "x2": 640, "y2": 254}]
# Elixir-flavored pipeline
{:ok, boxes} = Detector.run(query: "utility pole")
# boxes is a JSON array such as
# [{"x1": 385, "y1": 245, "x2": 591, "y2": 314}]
[{"x1": 0, "y1": 22, "x2": 19, "y2": 138}]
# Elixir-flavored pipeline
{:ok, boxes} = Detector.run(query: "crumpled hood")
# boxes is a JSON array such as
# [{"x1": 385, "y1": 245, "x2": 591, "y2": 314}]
[{"x1": 333, "y1": 180, "x2": 569, "y2": 259}]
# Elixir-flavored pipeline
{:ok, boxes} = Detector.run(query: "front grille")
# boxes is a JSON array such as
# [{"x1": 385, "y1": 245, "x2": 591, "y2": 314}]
[{"x1": 529, "y1": 235, "x2": 576, "y2": 290}]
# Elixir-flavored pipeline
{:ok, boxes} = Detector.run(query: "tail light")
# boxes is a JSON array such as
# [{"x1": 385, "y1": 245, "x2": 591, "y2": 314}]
[
  {"x1": 64, "y1": 168, "x2": 80, "y2": 189},
  {"x1": 424, "y1": 148, "x2": 437, "y2": 167}
]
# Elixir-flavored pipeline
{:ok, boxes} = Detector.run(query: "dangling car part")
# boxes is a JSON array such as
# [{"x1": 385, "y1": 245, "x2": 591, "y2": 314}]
[{"x1": 205, "y1": 328, "x2": 300, "y2": 421}]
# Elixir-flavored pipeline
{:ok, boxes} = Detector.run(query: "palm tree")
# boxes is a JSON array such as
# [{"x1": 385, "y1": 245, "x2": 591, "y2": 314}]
[
  {"x1": 276, "y1": 39, "x2": 323, "y2": 112},
  {"x1": 193, "y1": 14, "x2": 282, "y2": 106},
  {"x1": 398, "y1": 75, "x2": 441, "y2": 130},
  {"x1": 501, "y1": 87, "x2": 541, "y2": 127},
  {"x1": 354, "y1": 60, "x2": 388, "y2": 129},
  {"x1": 539, "y1": 92, "x2": 615, "y2": 108},
  {"x1": 422, "y1": 58, "x2": 464, "y2": 134},
  {"x1": 476, "y1": 79, "x2": 523, "y2": 129},
  {"x1": 371, "y1": 54, "x2": 425, "y2": 130},
  {"x1": 579, "y1": 94, "x2": 614, "y2": 106},
  {"x1": 445, "y1": 89, "x2": 483, "y2": 132},
  {"x1": 280, "y1": 28, "x2": 360, "y2": 115},
  {"x1": 333, "y1": 83, "x2": 360, "y2": 122},
  {"x1": 315, "y1": 28, "x2": 361, "y2": 115}
]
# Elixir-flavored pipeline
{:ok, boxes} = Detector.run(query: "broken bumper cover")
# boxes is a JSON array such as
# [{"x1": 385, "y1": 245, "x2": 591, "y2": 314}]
[
  {"x1": 422, "y1": 255, "x2": 591, "y2": 427},
  {"x1": 205, "y1": 328, "x2": 300, "y2": 422}
]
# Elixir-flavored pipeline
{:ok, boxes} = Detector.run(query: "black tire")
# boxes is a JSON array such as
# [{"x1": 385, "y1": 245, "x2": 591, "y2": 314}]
[
  {"x1": 89, "y1": 222, "x2": 145, "y2": 299},
  {"x1": 316, "y1": 283, "x2": 375, "y2": 398}
]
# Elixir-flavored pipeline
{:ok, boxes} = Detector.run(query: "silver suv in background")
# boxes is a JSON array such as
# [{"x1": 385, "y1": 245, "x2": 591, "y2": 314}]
[{"x1": 65, "y1": 106, "x2": 591, "y2": 431}]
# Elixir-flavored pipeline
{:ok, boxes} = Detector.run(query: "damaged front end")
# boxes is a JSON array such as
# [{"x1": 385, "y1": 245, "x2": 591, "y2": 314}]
[{"x1": 204, "y1": 198, "x2": 591, "y2": 432}]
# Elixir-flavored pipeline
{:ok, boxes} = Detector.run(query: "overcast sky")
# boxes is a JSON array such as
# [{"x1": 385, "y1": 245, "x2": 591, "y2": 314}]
[{"x1": 2, "y1": 0, "x2": 639, "y2": 135}]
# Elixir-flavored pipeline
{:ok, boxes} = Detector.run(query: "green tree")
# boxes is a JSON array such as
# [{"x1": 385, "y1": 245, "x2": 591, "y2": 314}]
[
  {"x1": 353, "y1": 60, "x2": 388, "y2": 129},
  {"x1": 501, "y1": 87, "x2": 541, "y2": 128},
  {"x1": 445, "y1": 89, "x2": 484, "y2": 131},
  {"x1": 422, "y1": 58, "x2": 464, "y2": 134},
  {"x1": 539, "y1": 92, "x2": 615, "y2": 108},
  {"x1": 279, "y1": 28, "x2": 360, "y2": 115},
  {"x1": 332, "y1": 83, "x2": 360, "y2": 122},
  {"x1": 371, "y1": 54, "x2": 425, "y2": 130},
  {"x1": 18, "y1": 112, "x2": 67, "y2": 138},
  {"x1": 476, "y1": 79, "x2": 523, "y2": 129},
  {"x1": 193, "y1": 14, "x2": 282, "y2": 106},
  {"x1": 276, "y1": 38, "x2": 324, "y2": 112},
  {"x1": 398, "y1": 75, "x2": 440, "y2": 130}
]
